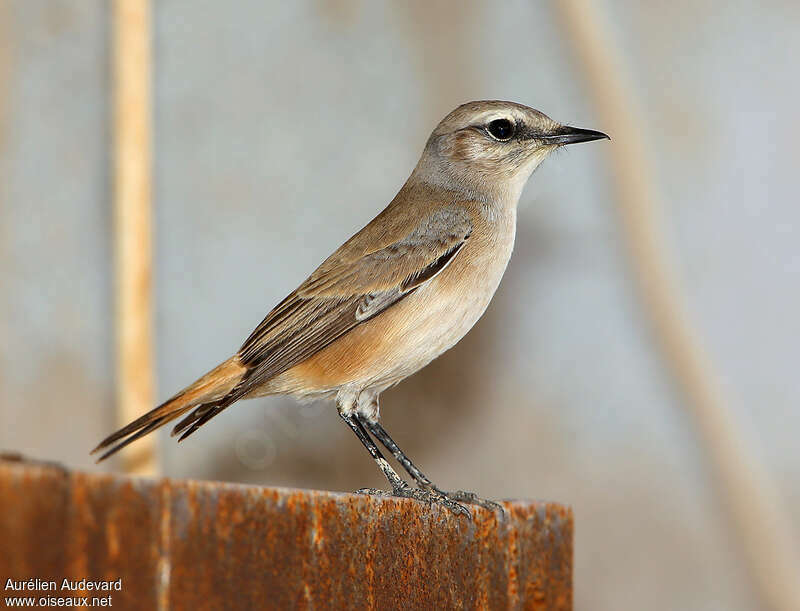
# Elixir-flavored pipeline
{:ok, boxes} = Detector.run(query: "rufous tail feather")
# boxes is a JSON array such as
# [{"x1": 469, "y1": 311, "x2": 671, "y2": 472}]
[{"x1": 91, "y1": 356, "x2": 246, "y2": 462}]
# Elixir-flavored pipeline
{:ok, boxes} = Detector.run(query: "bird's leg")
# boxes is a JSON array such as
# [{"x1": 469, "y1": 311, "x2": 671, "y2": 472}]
[
  {"x1": 359, "y1": 415, "x2": 504, "y2": 515},
  {"x1": 337, "y1": 407, "x2": 471, "y2": 518},
  {"x1": 359, "y1": 417, "x2": 433, "y2": 487},
  {"x1": 337, "y1": 409, "x2": 406, "y2": 491}
]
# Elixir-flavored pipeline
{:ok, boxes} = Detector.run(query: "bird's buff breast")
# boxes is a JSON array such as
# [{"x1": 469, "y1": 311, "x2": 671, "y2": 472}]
[{"x1": 274, "y1": 209, "x2": 516, "y2": 398}]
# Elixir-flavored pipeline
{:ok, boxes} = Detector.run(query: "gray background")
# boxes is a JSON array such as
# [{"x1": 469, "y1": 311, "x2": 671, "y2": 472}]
[{"x1": 2, "y1": 1, "x2": 799, "y2": 609}]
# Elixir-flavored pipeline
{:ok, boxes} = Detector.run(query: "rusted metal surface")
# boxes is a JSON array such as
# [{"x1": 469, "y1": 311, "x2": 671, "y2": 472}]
[{"x1": 0, "y1": 456, "x2": 572, "y2": 609}]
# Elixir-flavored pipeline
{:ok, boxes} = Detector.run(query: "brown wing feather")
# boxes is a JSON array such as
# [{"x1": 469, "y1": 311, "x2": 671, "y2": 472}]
[{"x1": 229, "y1": 205, "x2": 472, "y2": 402}]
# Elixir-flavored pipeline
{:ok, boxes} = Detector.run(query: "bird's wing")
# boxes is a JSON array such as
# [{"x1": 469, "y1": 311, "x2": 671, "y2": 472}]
[{"x1": 231, "y1": 205, "x2": 473, "y2": 398}]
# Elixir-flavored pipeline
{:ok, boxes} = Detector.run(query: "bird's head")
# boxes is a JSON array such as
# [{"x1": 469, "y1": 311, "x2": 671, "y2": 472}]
[{"x1": 416, "y1": 100, "x2": 608, "y2": 201}]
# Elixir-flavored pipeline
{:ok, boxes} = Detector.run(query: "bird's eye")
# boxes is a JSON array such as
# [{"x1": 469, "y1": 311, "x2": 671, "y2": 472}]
[{"x1": 486, "y1": 118, "x2": 514, "y2": 141}]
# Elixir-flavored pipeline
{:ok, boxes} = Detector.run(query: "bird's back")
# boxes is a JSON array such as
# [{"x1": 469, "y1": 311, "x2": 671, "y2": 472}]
[{"x1": 262, "y1": 195, "x2": 518, "y2": 399}]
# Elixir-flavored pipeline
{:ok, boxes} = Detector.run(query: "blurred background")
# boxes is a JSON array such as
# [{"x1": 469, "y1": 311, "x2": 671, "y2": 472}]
[{"x1": 2, "y1": 1, "x2": 799, "y2": 609}]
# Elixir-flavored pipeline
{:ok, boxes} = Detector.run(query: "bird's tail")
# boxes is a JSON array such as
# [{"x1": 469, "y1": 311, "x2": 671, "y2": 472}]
[{"x1": 91, "y1": 356, "x2": 247, "y2": 462}]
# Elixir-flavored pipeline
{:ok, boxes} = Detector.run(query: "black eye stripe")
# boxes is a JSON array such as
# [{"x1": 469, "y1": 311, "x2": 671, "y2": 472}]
[{"x1": 487, "y1": 118, "x2": 514, "y2": 141}]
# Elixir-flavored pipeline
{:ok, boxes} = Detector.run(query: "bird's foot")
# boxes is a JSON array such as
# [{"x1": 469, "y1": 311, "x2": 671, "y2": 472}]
[
  {"x1": 356, "y1": 483, "x2": 472, "y2": 519},
  {"x1": 424, "y1": 486, "x2": 505, "y2": 515}
]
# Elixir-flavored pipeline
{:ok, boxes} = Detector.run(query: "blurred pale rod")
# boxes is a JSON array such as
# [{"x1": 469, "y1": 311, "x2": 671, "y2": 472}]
[
  {"x1": 556, "y1": 2, "x2": 800, "y2": 610},
  {"x1": 0, "y1": 2, "x2": 7, "y2": 411},
  {"x1": 113, "y1": 0, "x2": 157, "y2": 476}
]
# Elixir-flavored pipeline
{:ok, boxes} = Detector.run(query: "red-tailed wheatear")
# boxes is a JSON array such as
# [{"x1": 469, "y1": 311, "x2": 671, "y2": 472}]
[{"x1": 94, "y1": 101, "x2": 608, "y2": 517}]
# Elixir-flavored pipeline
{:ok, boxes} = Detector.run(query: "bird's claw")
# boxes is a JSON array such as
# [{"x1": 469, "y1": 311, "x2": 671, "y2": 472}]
[
  {"x1": 355, "y1": 484, "x2": 472, "y2": 519},
  {"x1": 425, "y1": 486, "x2": 506, "y2": 516}
]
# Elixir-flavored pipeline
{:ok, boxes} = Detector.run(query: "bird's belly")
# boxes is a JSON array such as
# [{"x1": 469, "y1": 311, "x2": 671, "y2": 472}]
[
  {"x1": 375, "y1": 274, "x2": 497, "y2": 382},
  {"x1": 274, "y1": 228, "x2": 514, "y2": 397}
]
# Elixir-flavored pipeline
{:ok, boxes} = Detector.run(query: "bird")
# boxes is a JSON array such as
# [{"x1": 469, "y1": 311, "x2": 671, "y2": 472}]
[{"x1": 93, "y1": 100, "x2": 608, "y2": 517}]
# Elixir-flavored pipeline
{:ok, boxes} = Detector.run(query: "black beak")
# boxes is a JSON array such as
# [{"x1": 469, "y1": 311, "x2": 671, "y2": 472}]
[{"x1": 542, "y1": 126, "x2": 610, "y2": 146}]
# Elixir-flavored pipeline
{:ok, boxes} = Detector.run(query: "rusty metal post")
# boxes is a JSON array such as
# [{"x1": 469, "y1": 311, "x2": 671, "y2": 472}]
[{"x1": 0, "y1": 457, "x2": 572, "y2": 609}]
